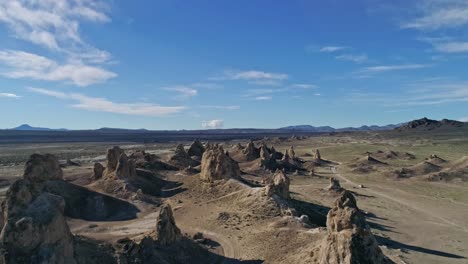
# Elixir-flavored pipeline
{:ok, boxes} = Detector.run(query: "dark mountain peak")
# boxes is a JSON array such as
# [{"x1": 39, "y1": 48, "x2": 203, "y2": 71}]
[{"x1": 397, "y1": 118, "x2": 465, "y2": 131}]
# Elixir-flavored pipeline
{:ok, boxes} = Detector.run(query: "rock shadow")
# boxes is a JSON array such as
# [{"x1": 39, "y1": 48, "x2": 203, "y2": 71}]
[{"x1": 45, "y1": 180, "x2": 140, "y2": 221}]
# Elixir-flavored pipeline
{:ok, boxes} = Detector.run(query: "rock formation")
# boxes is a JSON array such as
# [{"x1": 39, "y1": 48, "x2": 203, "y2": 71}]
[
  {"x1": 187, "y1": 140, "x2": 205, "y2": 157},
  {"x1": 115, "y1": 153, "x2": 137, "y2": 179},
  {"x1": 200, "y1": 144, "x2": 241, "y2": 182},
  {"x1": 315, "y1": 149, "x2": 321, "y2": 160},
  {"x1": 243, "y1": 141, "x2": 260, "y2": 161},
  {"x1": 170, "y1": 144, "x2": 198, "y2": 168},
  {"x1": 154, "y1": 204, "x2": 182, "y2": 246},
  {"x1": 319, "y1": 191, "x2": 384, "y2": 264},
  {"x1": 327, "y1": 177, "x2": 343, "y2": 192},
  {"x1": 260, "y1": 143, "x2": 271, "y2": 160},
  {"x1": 289, "y1": 146, "x2": 296, "y2": 160},
  {"x1": 23, "y1": 153, "x2": 63, "y2": 182},
  {"x1": 270, "y1": 146, "x2": 283, "y2": 160},
  {"x1": 104, "y1": 146, "x2": 124, "y2": 176},
  {"x1": 93, "y1": 162, "x2": 104, "y2": 180},
  {"x1": 265, "y1": 169, "x2": 290, "y2": 199},
  {"x1": 0, "y1": 154, "x2": 76, "y2": 264},
  {"x1": 282, "y1": 149, "x2": 291, "y2": 162}
]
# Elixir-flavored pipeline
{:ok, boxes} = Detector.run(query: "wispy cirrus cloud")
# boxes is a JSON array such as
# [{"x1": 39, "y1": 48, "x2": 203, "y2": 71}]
[
  {"x1": 199, "y1": 105, "x2": 240, "y2": 110},
  {"x1": 401, "y1": 0, "x2": 468, "y2": 30},
  {"x1": 0, "y1": 92, "x2": 21, "y2": 98},
  {"x1": 163, "y1": 85, "x2": 198, "y2": 100},
  {"x1": 29, "y1": 87, "x2": 185, "y2": 116},
  {"x1": 0, "y1": 1, "x2": 116, "y2": 87},
  {"x1": 433, "y1": 41, "x2": 468, "y2": 53},
  {"x1": 335, "y1": 54, "x2": 368, "y2": 63},
  {"x1": 254, "y1": 96, "x2": 272, "y2": 101},
  {"x1": 360, "y1": 64, "x2": 431, "y2": 73},
  {"x1": 319, "y1": 46, "x2": 347, "y2": 52},
  {"x1": 211, "y1": 70, "x2": 288, "y2": 86},
  {"x1": 0, "y1": 50, "x2": 116, "y2": 86},
  {"x1": 0, "y1": 0, "x2": 110, "y2": 51},
  {"x1": 288, "y1": 83, "x2": 317, "y2": 89}
]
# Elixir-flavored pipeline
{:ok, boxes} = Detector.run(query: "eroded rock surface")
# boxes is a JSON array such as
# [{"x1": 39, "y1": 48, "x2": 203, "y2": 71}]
[
  {"x1": 187, "y1": 140, "x2": 205, "y2": 158},
  {"x1": 0, "y1": 154, "x2": 76, "y2": 264},
  {"x1": 200, "y1": 144, "x2": 241, "y2": 182},
  {"x1": 265, "y1": 169, "x2": 290, "y2": 199},
  {"x1": 154, "y1": 204, "x2": 182, "y2": 246},
  {"x1": 319, "y1": 191, "x2": 385, "y2": 264}
]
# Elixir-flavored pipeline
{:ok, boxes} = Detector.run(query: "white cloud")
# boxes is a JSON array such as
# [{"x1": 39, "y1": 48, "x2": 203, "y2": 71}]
[
  {"x1": 289, "y1": 83, "x2": 317, "y2": 89},
  {"x1": 29, "y1": 87, "x2": 185, "y2": 116},
  {"x1": 163, "y1": 85, "x2": 198, "y2": 100},
  {"x1": 202, "y1": 119, "x2": 224, "y2": 129},
  {"x1": 199, "y1": 105, "x2": 240, "y2": 110},
  {"x1": 0, "y1": 0, "x2": 110, "y2": 50},
  {"x1": 335, "y1": 54, "x2": 368, "y2": 63},
  {"x1": 0, "y1": 50, "x2": 116, "y2": 86},
  {"x1": 360, "y1": 64, "x2": 431, "y2": 73},
  {"x1": 214, "y1": 70, "x2": 288, "y2": 84},
  {"x1": 254, "y1": 96, "x2": 272, "y2": 101},
  {"x1": 434, "y1": 42, "x2": 468, "y2": 53},
  {"x1": 460, "y1": 117, "x2": 468, "y2": 122},
  {"x1": 319, "y1": 46, "x2": 347, "y2": 52},
  {"x1": 402, "y1": 1, "x2": 468, "y2": 30},
  {"x1": 0, "y1": 92, "x2": 21, "y2": 98}
]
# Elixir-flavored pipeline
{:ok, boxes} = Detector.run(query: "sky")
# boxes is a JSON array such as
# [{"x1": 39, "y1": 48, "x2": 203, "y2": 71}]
[{"x1": 0, "y1": 0, "x2": 467, "y2": 130}]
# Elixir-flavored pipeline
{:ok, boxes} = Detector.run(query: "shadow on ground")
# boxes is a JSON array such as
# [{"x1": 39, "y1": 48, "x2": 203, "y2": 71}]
[{"x1": 376, "y1": 235, "x2": 466, "y2": 260}]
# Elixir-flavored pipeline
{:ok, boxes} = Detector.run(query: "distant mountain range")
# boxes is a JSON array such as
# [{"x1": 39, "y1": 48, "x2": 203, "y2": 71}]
[
  {"x1": 7, "y1": 118, "x2": 466, "y2": 132},
  {"x1": 11, "y1": 124, "x2": 68, "y2": 131}
]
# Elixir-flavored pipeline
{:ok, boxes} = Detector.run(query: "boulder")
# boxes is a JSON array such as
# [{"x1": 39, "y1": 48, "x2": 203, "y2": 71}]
[
  {"x1": 154, "y1": 204, "x2": 182, "y2": 246},
  {"x1": 319, "y1": 191, "x2": 385, "y2": 264},
  {"x1": 200, "y1": 145, "x2": 241, "y2": 182},
  {"x1": 187, "y1": 140, "x2": 205, "y2": 157},
  {"x1": 265, "y1": 169, "x2": 290, "y2": 199},
  {"x1": 93, "y1": 162, "x2": 104, "y2": 180}
]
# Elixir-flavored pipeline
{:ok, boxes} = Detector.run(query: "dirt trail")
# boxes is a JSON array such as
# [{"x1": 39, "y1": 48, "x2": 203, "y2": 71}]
[{"x1": 331, "y1": 166, "x2": 468, "y2": 233}]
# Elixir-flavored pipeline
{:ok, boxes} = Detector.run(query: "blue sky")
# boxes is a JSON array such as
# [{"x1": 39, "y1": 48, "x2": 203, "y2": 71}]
[{"x1": 0, "y1": 0, "x2": 467, "y2": 130}]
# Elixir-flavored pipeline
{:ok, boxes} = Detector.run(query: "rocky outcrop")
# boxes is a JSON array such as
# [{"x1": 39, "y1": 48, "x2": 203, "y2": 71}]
[
  {"x1": 23, "y1": 153, "x2": 63, "y2": 182},
  {"x1": 104, "y1": 146, "x2": 124, "y2": 176},
  {"x1": 315, "y1": 149, "x2": 321, "y2": 160},
  {"x1": 319, "y1": 191, "x2": 384, "y2": 264},
  {"x1": 327, "y1": 177, "x2": 343, "y2": 192},
  {"x1": 0, "y1": 154, "x2": 76, "y2": 264},
  {"x1": 270, "y1": 146, "x2": 283, "y2": 160},
  {"x1": 200, "y1": 144, "x2": 241, "y2": 182},
  {"x1": 265, "y1": 169, "x2": 290, "y2": 199},
  {"x1": 170, "y1": 144, "x2": 198, "y2": 168},
  {"x1": 289, "y1": 146, "x2": 296, "y2": 160},
  {"x1": 282, "y1": 149, "x2": 291, "y2": 162},
  {"x1": 154, "y1": 204, "x2": 182, "y2": 246},
  {"x1": 115, "y1": 153, "x2": 137, "y2": 179},
  {"x1": 93, "y1": 162, "x2": 104, "y2": 180},
  {"x1": 243, "y1": 141, "x2": 260, "y2": 161},
  {"x1": 260, "y1": 143, "x2": 271, "y2": 160},
  {"x1": 187, "y1": 140, "x2": 205, "y2": 157}
]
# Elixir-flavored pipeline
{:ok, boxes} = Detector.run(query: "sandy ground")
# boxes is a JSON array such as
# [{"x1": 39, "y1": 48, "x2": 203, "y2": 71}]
[{"x1": 0, "y1": 132, "x2": 467, "y2": 263}]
